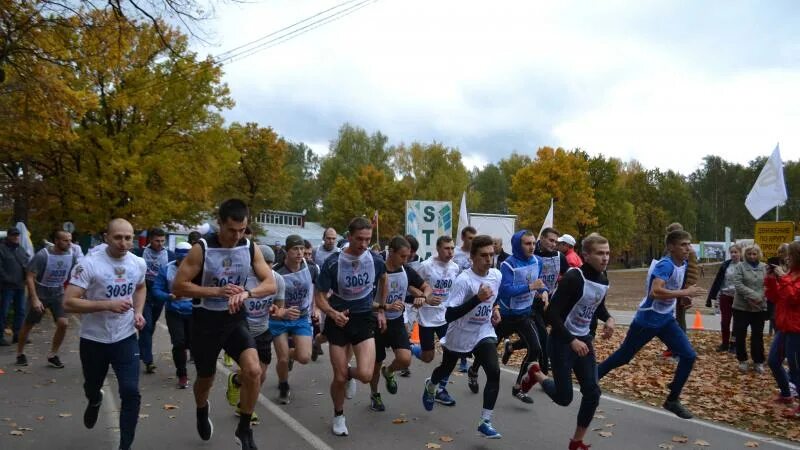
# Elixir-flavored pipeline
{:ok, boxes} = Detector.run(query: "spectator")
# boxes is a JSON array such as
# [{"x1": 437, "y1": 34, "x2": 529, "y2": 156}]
[
  {"x1": 556, "y1": 234, "x2": 582, "y2": 268},
  {"x1": 732, "y1": 244, "x2": 768, "y2": 373},
  {"x1": 0, "y1": 227, "x2": 29, "y2": 345},
  {"x1": 766, "y1": 243, "x2": 789, "y2": 335},
  {"x1": 706, "y1": 244, "x2": 742, "y2": 353},
  {"x1": 492, "y1": 237, "x2": 511, "y2": 268}
]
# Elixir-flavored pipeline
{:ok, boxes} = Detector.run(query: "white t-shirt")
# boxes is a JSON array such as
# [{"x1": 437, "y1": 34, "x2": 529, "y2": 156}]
[
  {"x1": 70, "y1": 250, "x2": 146, "y2": 344},
  {"x1": 452, "y1": 247, "x2": 472, "y2": 274},
  {"x1": 440, "y1": 267, "x2": 502, "y2": 353},
  {"x1": 416, "y1": 257, "x2": 460, "y2": 327}
]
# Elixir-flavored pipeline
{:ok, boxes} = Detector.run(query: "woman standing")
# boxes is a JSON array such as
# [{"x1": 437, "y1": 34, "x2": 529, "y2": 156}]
[
  {"x1": 706, "y1": 244, "x2": 742, "y2": 352},
  {"x1": 732, "y1": 244, "x2": 768, "y2": 373},
  {"x1": 765, "y1": 242, "x2": 800, "y2": 411}
]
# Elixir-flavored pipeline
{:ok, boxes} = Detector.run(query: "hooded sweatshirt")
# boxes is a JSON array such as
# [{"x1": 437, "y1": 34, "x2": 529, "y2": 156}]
[{"x1": 497, "y1": 230, "x2": 548, "y2": 317}]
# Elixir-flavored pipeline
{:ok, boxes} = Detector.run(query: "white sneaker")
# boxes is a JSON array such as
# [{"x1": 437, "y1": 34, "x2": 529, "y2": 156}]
[
  {"x1": 754, "y1": 363, "x2": 765, "y2": 374},
  {"x1": 345, "y1": 378, "x2": 357, "y2": 399},
  {"x1": 332, "y1": 415, "x2": 348, "y2": 436},
  {"x1": 738, "y1": 362, "x2": 749, "y2": 373}
]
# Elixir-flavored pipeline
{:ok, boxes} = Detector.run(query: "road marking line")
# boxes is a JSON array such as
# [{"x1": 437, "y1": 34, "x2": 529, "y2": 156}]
[{"x1": 156, "y1": 322, "x2": 333, "y2": 450}]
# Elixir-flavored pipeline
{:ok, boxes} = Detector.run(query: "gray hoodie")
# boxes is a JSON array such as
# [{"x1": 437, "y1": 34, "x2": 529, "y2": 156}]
[{"x1": 0, "y1": 240, "x2": 29, "y2": 289}]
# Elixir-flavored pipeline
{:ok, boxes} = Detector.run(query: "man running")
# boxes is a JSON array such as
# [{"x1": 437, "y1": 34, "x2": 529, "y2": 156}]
[
  {"x1": 271, "y1": 235, "x2": 318, "y2": 404},
  {"x1": 63, "y1": 219, "x2": 147, "y2": 450},
  {"x1": 173, "y1": 199, "x2": 276, "y2": 450},
  {"x1": 598, "y1": 229, "x2": 706, "y2": 419},
  {"x1": 467, "y1": 230, "x2": 547, "y2": 403},
  {"x1": 452, "y1": 226, "x2": 477, "y2": 372},
  {"x1": 16, "y1": 230, "x2": 79, "y2": 368},
  {"x1": 421, "y1": 235, "x2": 503, "y2": 439},
  {"x1": 315, "y1": 217, "x2": 387, "y2": 436},
  {"x1": 134, "y1": 227, "x2": 175, "y2": 374},
  {"x1": 523, "y1": 233, "x2": 616, "y2": 450},
  {"x1": 152, "y1": 242, "x2": 193, "y2": 388},
  {"x1": 529, "y1": 227, "x2": 569, "y2": 373},
  {"x1": 557, "y1": 234, "x2": 583, "y2": 268},
  {"x1": 313, "y1": 227, "x2": 340, "y2": 268},
  {"x1": 369, "y1": 236, "x2": 430, "y2": 411},
  {"x1": 410, "y1": 235, "x2": 461, "y2": 405}
]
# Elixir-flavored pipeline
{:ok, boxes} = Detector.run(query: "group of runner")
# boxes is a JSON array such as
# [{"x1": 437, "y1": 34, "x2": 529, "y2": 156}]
[{"x1": 8, "y1": 198, "x2": 713, "y2": 450}]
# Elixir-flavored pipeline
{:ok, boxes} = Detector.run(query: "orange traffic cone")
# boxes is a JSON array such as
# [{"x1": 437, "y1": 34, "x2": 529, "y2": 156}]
[
  {"x1": 410, "y1": 323, "x2": 420, "y2": 344},
  {"x1": 691, "y1": 310, "x2": 704, "y2": 330}
]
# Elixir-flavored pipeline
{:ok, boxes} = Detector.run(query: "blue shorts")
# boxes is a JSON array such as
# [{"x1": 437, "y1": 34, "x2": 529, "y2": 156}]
[{"x1": 269, "y1": 317, "x2": 313, "y2": 337}]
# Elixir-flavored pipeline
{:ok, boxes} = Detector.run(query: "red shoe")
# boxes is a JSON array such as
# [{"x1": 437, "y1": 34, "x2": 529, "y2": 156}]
[
  {"x1": 782, "y1": 406, "x2": 800, "y2": 419},
  {"x1": 773, "y1": 394, "x2": 794, "y2": 405},
  {"x1": 520, "y1": 362, "x2": 541, "y2": 393},
  {"x1": 662, "y1": 350, "x2": 673, "y2": 358},
  {"x1": 569, "y1": 439, "x2": 591, "y2": 450}
]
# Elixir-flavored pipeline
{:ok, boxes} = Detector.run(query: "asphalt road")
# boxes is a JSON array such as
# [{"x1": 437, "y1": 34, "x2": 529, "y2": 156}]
[{"x1": 1, "y1": 315, "x2": 797, "y2": 450}]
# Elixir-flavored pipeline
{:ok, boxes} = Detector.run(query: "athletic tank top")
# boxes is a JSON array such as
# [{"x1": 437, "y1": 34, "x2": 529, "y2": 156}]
[
  {"x1": 418, "y1": 258, "x2": 459, "y2": 327},
  {"x1": 314, "y1": 245, "x2": 339, "y2": 268},
  {"x1": 282, "y1": 261, "x2": 314, "y2": 316},
  {"x1": 539, "y1": 253, "x2": 561, "y2": 292},
  {"x1": 142, "y1": 247, "x2": 169, "y2": 282},
  {"x1": 563, "y1": 268, "x2": 610, "y2": 337},
  {"x1": 637, "y1": 258, "x2": 685, "y2": 316},
  {"x1": 197, "y1": 237, "x2": 252, "y2": 311},
  {"x1": 39, "y1": 251, "x2": 74, "y2": 288},
  {"x1": 244, "y1": 270, "x2": 281, "y2": 336},
  {"x1": 384, "y1": 267, "x2": 409, "y2": 321},
  {"x1": 336, "y1": 250, "x2": 376, "y2": 301},
  {"x1": 498, "y1": 259, "x2": 540, "y2": 312}
]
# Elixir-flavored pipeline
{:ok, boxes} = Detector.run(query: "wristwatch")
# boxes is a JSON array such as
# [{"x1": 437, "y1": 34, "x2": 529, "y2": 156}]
[{"x1": 245, "y1": 289, "x2": 253, "y2": 298}]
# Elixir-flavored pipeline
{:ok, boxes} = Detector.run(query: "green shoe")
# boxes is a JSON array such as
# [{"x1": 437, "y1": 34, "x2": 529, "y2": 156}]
[
  {"x1": 226, "y1": 373, "x2": 241, "y2": 407},
  {"x1": 223, "y1": 353, "x2": 234, "y2": 367},
  {"x1": 234, "y1": 407, "x2": 260, "y2": 424},
  {"x1": 382, "y1": 366, "x2": 398, "y2": 395}
]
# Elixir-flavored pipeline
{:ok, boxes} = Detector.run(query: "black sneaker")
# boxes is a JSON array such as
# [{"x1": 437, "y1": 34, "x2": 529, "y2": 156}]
[
  {"x1": 663, "y1": 399, "x2": 693, "y2": 419},
  {"x1": 512, "y1": 386, "x2": 534, "y2": 404},
  {"x1": 399, "y1": 368, "x2": 411, "y2": 377},
  {"x1": 715, "y1": 343, "x2": 728, "y2": 353},
  {"x1": 48, "y1": 355, "x2": 65, "y2": 368},
  {"x1": 15, "y1": 354, "x2": 28, "y2": 366},
  {"x1": 501, "y1": 339, "x2": 514, "y2": 365},
  {"x1": 467, "y1": 366, "x2": 479, "y2": 394},
  {"x1": 234, "y1": 425, "x2": 258, "y2": 450},
  {"x1": 279, "y1": 382, "x2": 291, "y2": 405},
  {"x1": 144, "y1": 363, "x2": 156, "y2": 374},
  {"x1": 197, "y1": 401, "x2": 214, "y2": 440},
  {"x1": 311, "y1": 342, "x2": 320, "y2": 362},
  {"x1": 84, "y1": 389, "x2": 103, "y2": 429}
]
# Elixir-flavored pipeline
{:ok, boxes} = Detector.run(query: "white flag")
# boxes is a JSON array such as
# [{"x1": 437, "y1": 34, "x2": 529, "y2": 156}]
[
  {"x1": 456, "y1": 191, "x2": 469, "y2": 246},
  {"x1": 539, "y1": 198, "x2": 554, "y2": 238},
  {"x1": 745, "y1": 144, "x2": 788, "y2": 220}
]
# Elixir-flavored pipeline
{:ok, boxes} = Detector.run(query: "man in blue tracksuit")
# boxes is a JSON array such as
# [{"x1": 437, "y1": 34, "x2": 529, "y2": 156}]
[{"x1": 467, "y1": 230, "x2": 548, "y2": 404}]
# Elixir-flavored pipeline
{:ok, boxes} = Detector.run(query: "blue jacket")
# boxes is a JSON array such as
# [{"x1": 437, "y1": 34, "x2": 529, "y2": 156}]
[
  {"x1": 498, "y1": 230, "x2": 547, "y2": 316},
  {"x1": 152, "y1": 261, "x2": 192, "y2": 315}
]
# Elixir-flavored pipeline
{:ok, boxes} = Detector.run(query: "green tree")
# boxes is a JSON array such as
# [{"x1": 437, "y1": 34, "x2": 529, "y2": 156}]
[
  {"x1": 472, "y1": 164, "x2": 507, "y2": 214},
  {"x1": 285, "y1": 141, "x2": 321, "y2": 221},
  {"x1": 318, "y1": 123, "x2": 391, "y2": 197},
  {"x1": 623, "y1": 162, "x2": 667, "y2": 264},
  {"x1": 499, "y1": 152, "x2": 532, "y2": 207},
  {"x1": 587, "y1": 154, "x2": 635, "y2": 259}
]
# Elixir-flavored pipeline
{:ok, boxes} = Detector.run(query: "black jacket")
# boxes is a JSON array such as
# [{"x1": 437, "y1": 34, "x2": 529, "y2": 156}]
[{"x1": 706, "y1": 259, "x2": 734, "y2": 307}]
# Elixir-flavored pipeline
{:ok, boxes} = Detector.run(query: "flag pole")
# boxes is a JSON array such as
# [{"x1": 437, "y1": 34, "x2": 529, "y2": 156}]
[
  {"x1": 776, "y1": 206, "x2": 780, "y2": 222},
  {"x1": 376, "y1": 210, "x2": 380, "y2": 247}
]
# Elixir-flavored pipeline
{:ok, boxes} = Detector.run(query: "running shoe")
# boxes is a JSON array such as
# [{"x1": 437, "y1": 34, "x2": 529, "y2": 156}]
[
  {"x1": 370, "y1": 393, "x2": 386, "y2": 412},
  {"x1": 15, "y1": 354, "x2": 28, "y2": 366},
  {"x1": 177, "y1": 376, "x2": 190, "y2": 389},
  {"x1": 568, "y1": 438, "x2": 591, "y2": 450},
  {"x1": 738, "y1": 362, "x2": 749, "y2": 373},
  {"x1": 477, "y1": 419, "x2": 502, "y2": 439},
  {"x1": 458, "y1": 358, "x2": 469, "y2": 373},
  {"x1": 467, "y1": 366, "x2": 479, "y2": 394},
  {"x1": 47, "y1": 355, "x2": 64, "y2": 368},
  {"x1": 197, "y1": 401, "x2": 214, "y2": 440},
  {"x1": 234, "y1": 408, "x2": 260, "y2": 423},
  {"x1": 662, "y1": 399, "x2": 693, "y2": 419},
  {"x1": 773, "y1": 394, "x2": 794, "y2": 405},
  {"x1": 345, "y1": 377, "x2": 357, "y2": 399},
  {"x1": 501, "y1": 339, "x2": 514, "y2": 365},
  {"x1": 715, "y1": 343, "x2": 729, "y2": 353},
  {"x1": 662, "y1": 350, "x2": 672, "y2": 359},
  {"x1": 422, "y1": 379, "x2": 436, "y2": 411},
  {"x1": 512, "y1": 386, "x2": 534, "y2": 404},
  {"x1": 83, "y1": 389, "x2": 103, "y2": 429},
  {"x1": 382, "y1": 366, "x2": 398, "y2": 395},
  {"x1": 144, "y1": 363, "x2": 156, "y2": 374},
  {"x1": 755, "y1": 363, "x2": 765, "y2": 374},
  {"x1": 223, "y1": 353, "x2": 234, "y2": 367},
  {"x1": 227, "y1": 373, "x2": 241, "y2": 407},
  {"x1": 311, "y1": 342, "x2": 321, "y2": 362},
  {"x1": 728, "y1": 343, "x2": 737, "y2": 354},
  {"x1": 399, "y1": 368, "x2": 412, "y2": 377},
  {"x1": 279, "y1": 382, "x2": 291, "y2": 405},
  {"x1": 234, "y1": 425, "x2": 258, "y2": 450},
  {"x1": 435, "y1": 388, "x2": 456, "y2": 406},
  {"x1": 520, "y1": 362, "x2": 541, "y2": 393},
  {"x1": 782, "y1": 405, "x2": 800, "y2": 419},
  {"x1": 332, "y1": 414, "x2": 348, "y2": 436}
]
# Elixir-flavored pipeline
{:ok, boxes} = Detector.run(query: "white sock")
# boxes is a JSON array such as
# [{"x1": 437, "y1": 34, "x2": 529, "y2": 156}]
[{"x1": 480, "y1": 409, "x2": 493, "y2": 422}]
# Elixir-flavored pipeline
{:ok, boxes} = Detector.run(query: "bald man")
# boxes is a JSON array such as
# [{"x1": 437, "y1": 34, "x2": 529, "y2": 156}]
[
  {"x1": 64, "y1": 218, "x2": 147, "y2": 450},
  {"x1": 313, "y1": 227, "x2": 340, "y2": 267}
]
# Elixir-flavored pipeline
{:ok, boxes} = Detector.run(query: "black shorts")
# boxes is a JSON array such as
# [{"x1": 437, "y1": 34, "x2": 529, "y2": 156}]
[
  {"x1": 494, "y1": 314, "x2": 533, "y2": 340},
  {"x1": 191, "y1": 308, "x2": 255, "y2": 378},
  {"x1": 324, "y1": 312, "x2": 375, "y2": 347},
  {"x1": 254, "y1": 331, "x2": 272, "y2": 365},
  {"x1": 375, "y1": 316, "x2": 411, "y2": 362},
  {"x1": 419, "y1": 324, "x2": 448, "y2": 352},
  {"x1": 25, "y1": 295, "x2": 65, "y2": 324}
]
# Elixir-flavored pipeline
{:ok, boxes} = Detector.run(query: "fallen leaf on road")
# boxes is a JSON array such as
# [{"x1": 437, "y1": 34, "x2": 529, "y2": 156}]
[
  {"x1": 672, "y1": 435, "x2": 689, "y2": 443},
  {"x1": 392, "y1": 418, "x2": 408, "y2": 424},
  {"x1": 168, "y1": 415, "x2": 176, "y2": 419},
  {"x1": 426, "y1": 443, "x2": 441, "y2": 449},
  {"x1": 58, "y1": 413, "x2": 72, "y2": 418},
  {"x1": 695, "y1": 439, "x2": 710, "y2": 446},
  {"x1": 598, "y1": 431, "x2": 613, "y2": 438},
  {"x1": 605, "y1": 423, "x2": 616, "y2": 428},
  {"x1": 36, "y1": 416, "x2": 44, "y2": 421},
  {"x1": 745, "y1": 442, "x2": 759, "y2": 448},
  {"x1": 658, "y1": 444, "x2": 674, "y2": 450},
  {"x1": 18, "y1": 427, "x2": 33, "y2": 431},
  {"x1": 10, "y1": 430, "x2": 23, "y2": 436},
  {"x1": 163, "y1": 404, "x2": 179, "y2": 410},
  {"x1": 591, "y1": 427, "x2": 603, "y2": 431},
  {"x1": 439, "y1": 435, "x2": 454, "y2": 442},
  {"x1": 594, "y1": 414, "x2": 606, "y2": 419}
]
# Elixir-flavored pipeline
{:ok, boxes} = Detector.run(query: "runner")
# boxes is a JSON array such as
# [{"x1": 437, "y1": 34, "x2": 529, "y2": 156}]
[
  {"x1": 303, "y1": 239, "x2": 315, "y2": 265},
  {"x1": 173, "y1": 199, "x2": 276, "y2": 450},
  {"x1": 597, "y1": 229, "x2": 706, "y2": 419},
  {"x1": 152, "y1": 242, "x2": 194, "y2": 388},
  {"x1": 522, "y1": 233, "x2": 615, "y2": 450},
  {"x1": 226, "y1": 244, "x2": 285, "y2": 421},
  {"x1": 15, "y1": 230, "x2": 79, "y2": 368},
  {"x1": 452, "y1": 226, "x2": 477, "y2": 372},
  {"x1": 369, "y1": 236, "x2": 430, "y2": 411},
  {"x1": 421, "y1": 235, "x2": 504, "y2": 439},
  {"x1": 134, "y1": 228, "x2": 175, "y2": 374},
  {"x1": 313, "y1": 227, "x2": 340, "y2": 268},
  {"x1": 410, "y1": 235, "x2": 461, "y2": 405},
  {"x1": 63, "y1": 219, "x2": 147, "y2": 450},
  {"x1": 467, "y1": 230, "x2": 547, "y2": 403},
  {"x1": 271, "y1": 235, "x2": 319, "y2": 404},
  {"x1": 529, "y1": 227, "x2": 569, "y2": 374},
  {"x1": 315, "y1": 217, "x2": 387, "y2": 437}
]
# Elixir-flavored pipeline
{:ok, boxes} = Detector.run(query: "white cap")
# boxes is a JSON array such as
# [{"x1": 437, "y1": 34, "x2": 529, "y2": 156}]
[
  {"x1": 176, "y1": 242, "x2": 192, "y2": 251},
  {"x1": 557, "y1": 234, "x2": 576, "y2": 247}
]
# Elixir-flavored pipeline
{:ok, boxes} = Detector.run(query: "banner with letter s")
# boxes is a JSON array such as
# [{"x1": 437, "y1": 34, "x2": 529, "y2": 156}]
[{"x1": 406, "y1": 200, "x2": 452, "y2": 260}]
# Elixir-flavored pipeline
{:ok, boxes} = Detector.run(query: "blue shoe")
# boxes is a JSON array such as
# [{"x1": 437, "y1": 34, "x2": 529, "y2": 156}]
[
  {"x1": 477, "y1": 419, "x2": 502, "y2": 439},
  {"x1": 435, "y1": 388, "x2": 456, "y2": 406},
  {"x1": 422, "y1": 379, "x2": 436, "y2": 411},
  {"x1": 458, "y1": 358, "x2": 468, "y2": 373}
]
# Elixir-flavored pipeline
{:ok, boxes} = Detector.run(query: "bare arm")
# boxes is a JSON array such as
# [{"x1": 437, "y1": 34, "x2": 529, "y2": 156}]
[
  {"x1": 650, "y1": 278, "x2": 705, "y2": 300},
  {"x1": 248, "y1": 245, "x2": 276, "y2": 298},
  {"x1": 25, "y1": 271, "x2": 39, "y2": 302}
]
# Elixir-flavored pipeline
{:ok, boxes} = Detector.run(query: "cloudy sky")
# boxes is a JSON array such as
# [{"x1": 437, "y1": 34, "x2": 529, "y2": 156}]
[{"x1": 193, "y1": 0, "x2": 800, "y2": 174}]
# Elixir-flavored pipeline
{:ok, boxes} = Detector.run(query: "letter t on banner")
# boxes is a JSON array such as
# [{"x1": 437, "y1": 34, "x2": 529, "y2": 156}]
[
  {"x1": 745, "y1": 144, "x2": 788, "y2": 220},
  {"x1": 456, "y1": 191, "x2": 469, "y2": 246},
  {"x1": 539, "y1": 198, "x2": 554, "y2": 238}
]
